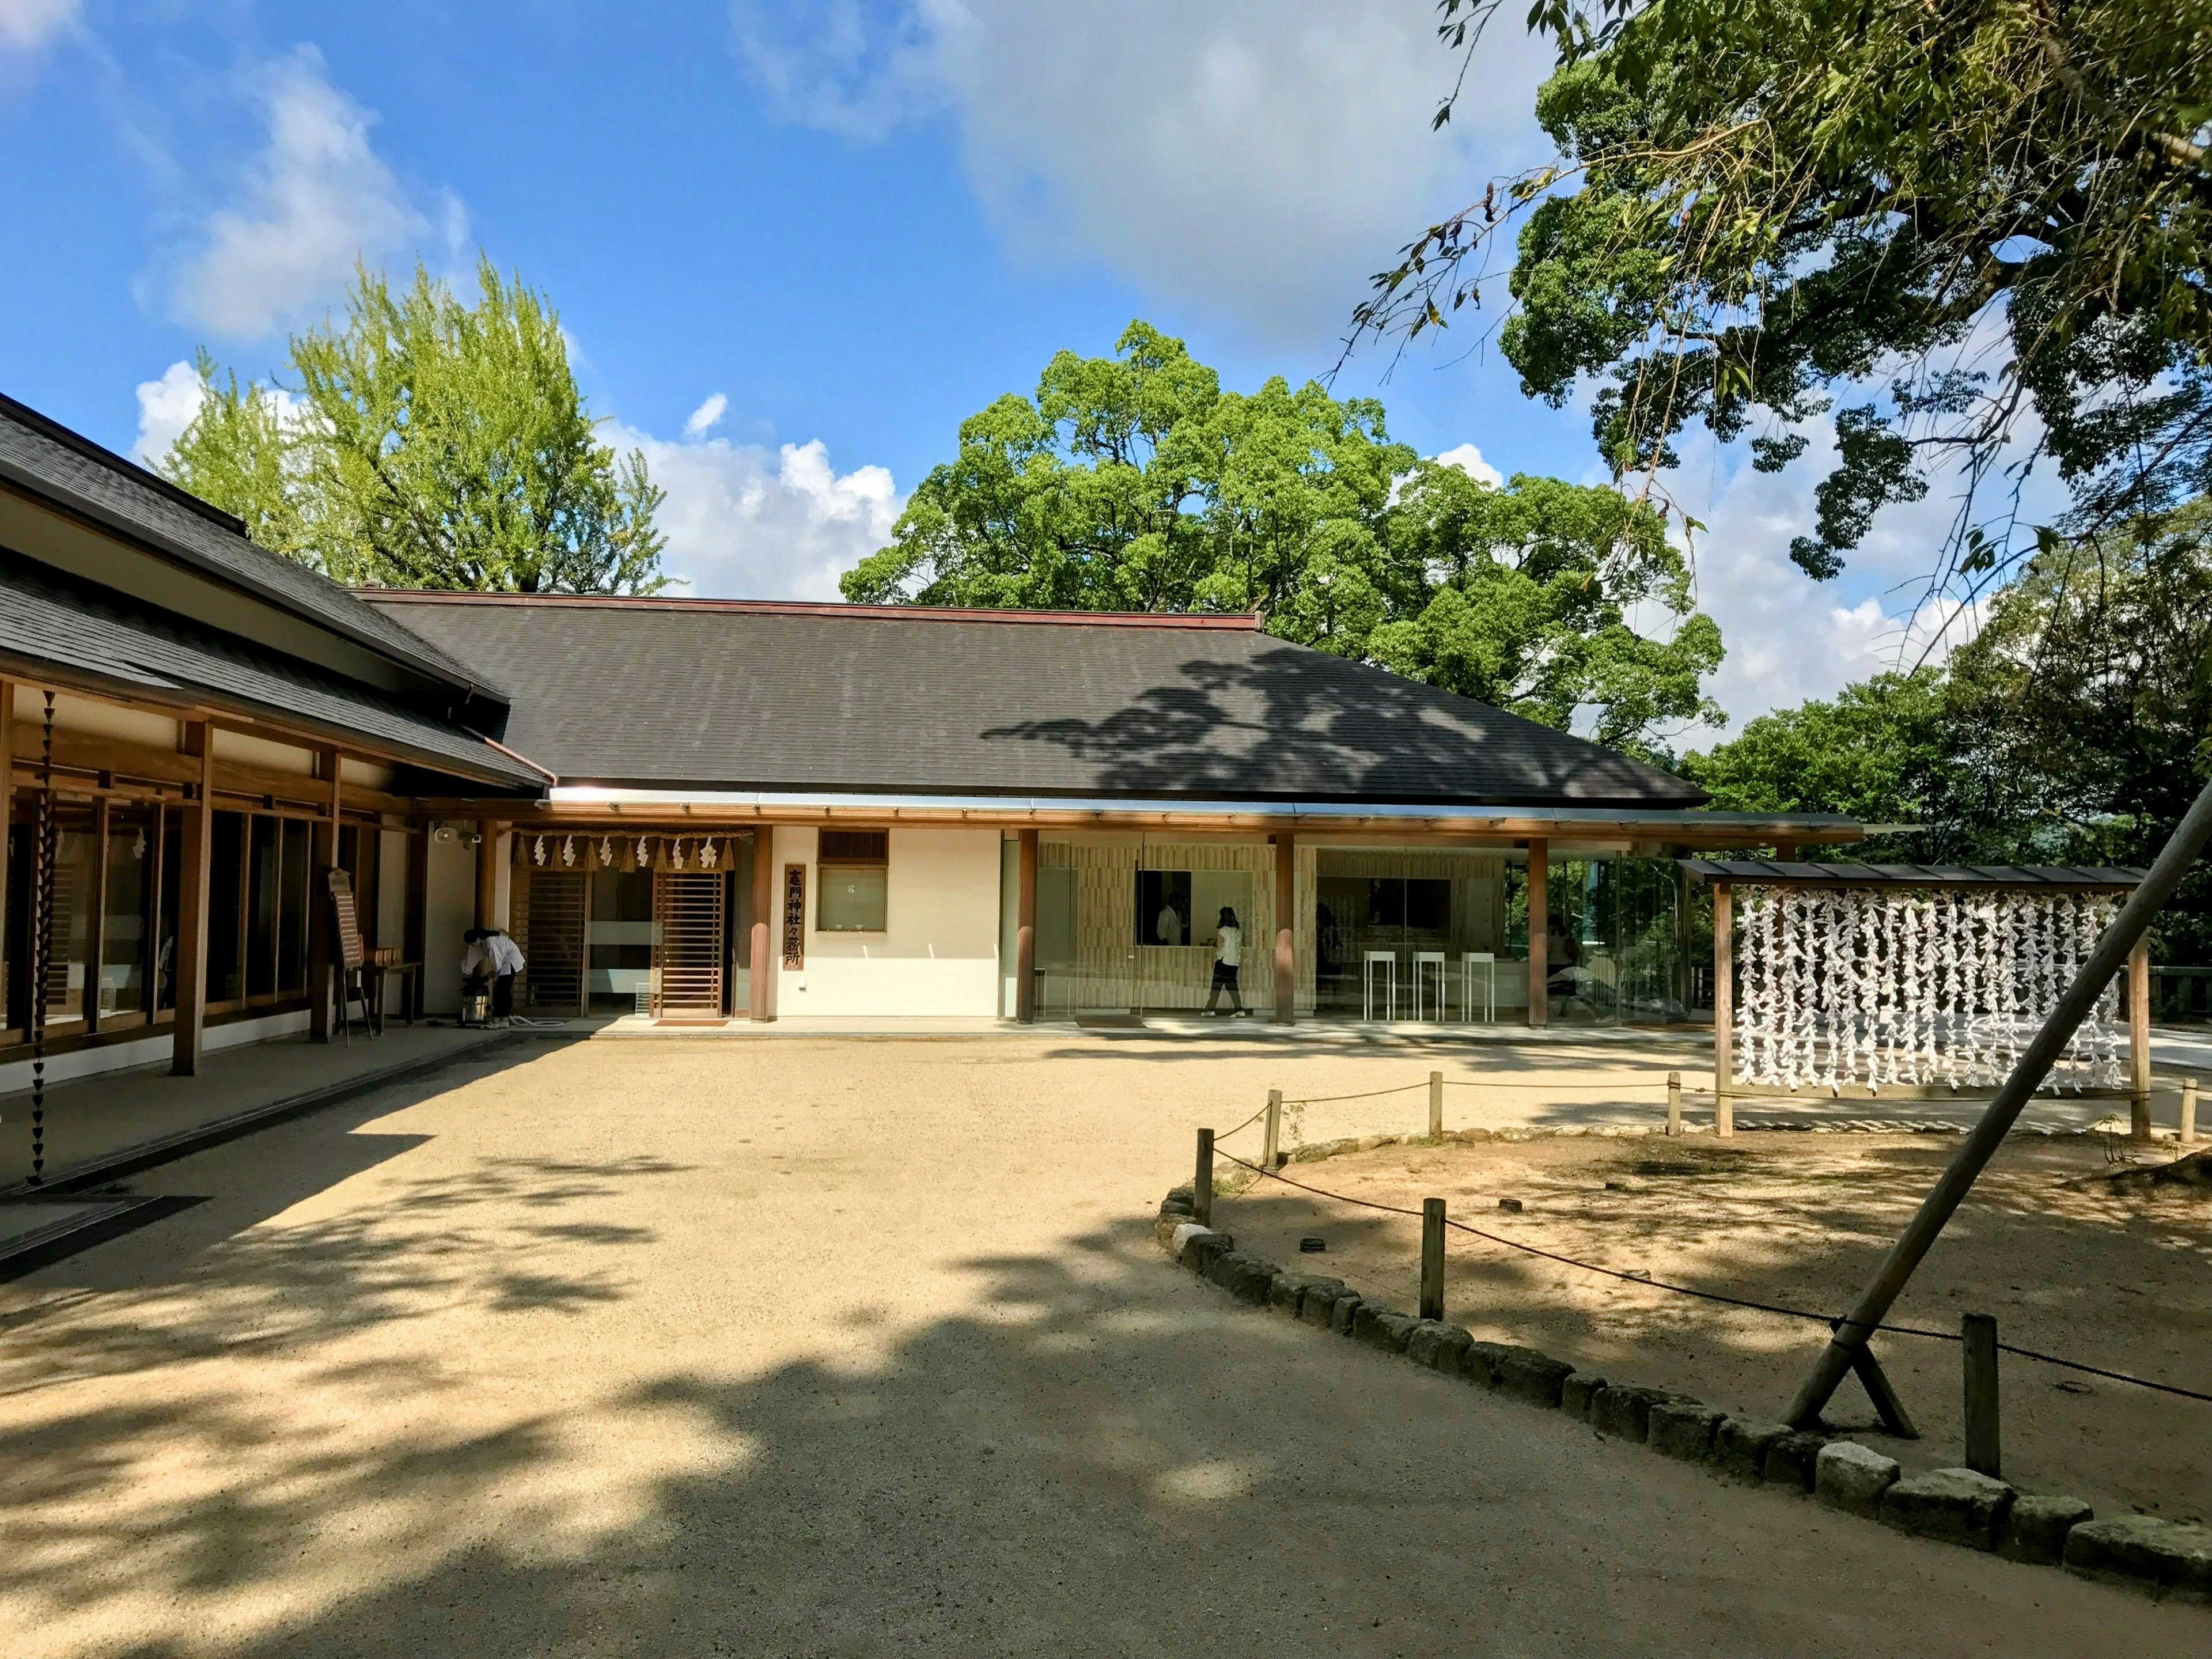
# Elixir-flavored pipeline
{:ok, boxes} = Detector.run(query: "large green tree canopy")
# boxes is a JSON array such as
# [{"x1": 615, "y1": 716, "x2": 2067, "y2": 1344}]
[
  {"x1": 843, "y1": 320, "x2": 1722, "y2": 756},
  {"x1": 1358, "y1": 0, "x2": 2212, "y2": 592},
  {"x1": 161, "y1": 258, "x2": 666, "y2": 594}
]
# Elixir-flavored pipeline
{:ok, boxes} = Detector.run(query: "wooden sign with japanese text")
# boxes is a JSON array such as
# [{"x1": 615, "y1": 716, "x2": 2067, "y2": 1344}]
[{"x1": 782, "y1": 863, "x2": 806, "y2": 969}]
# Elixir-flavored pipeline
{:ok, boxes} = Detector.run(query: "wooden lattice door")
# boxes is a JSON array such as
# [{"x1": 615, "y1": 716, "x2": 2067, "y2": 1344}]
[
  {"x1": 653, "y1": 871, "x2": 725, "y2": 1021},
  {"x1": 526, "y1": 872, "x2": 587, "y2": 1010}
]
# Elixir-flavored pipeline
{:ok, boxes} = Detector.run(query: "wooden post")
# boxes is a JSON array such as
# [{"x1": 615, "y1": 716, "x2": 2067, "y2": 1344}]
[
  {"x1": 309, "y1": 747, "x2": 339, "y2": 1041},
  {"x1": 1427, "y1": 1070, "x2": 1444, "y2": 1138},
  {"x1": 1713, "y1": 881, "x2": 1734, "y2": 1139},
  {"x1": 1420, "y1": 1198, "x2": 1446, "y2": 1321},
  {"x1": 1772, "y1": 839, "x2": 1798, "y2": 864},
  {"x1": 578, "y1": 866, "x2": 594, "y2": 1018},
  {"x1": 1525, "y1": 839, "x2": 1548, "y2": 1028},
  {"x1": 404, "y1": 827, "x2": 429, "y2": 1021},
  {"x1": 2128, "y1": 937, "x2": 2152, "y2": 1141},
  {"x1": 748, "y1": 826, "x2": 774, "y2": 1021},
  {"x1": 1666, "y1": 1070, "x2": 1683, "y2": 1137},
  {"x1": 84, "y1": 796, "x2": 109, "y2": 1034},
  {"x1": 1272, "y1": 830, "x2": 1297, "y2": 1025},
  {"x1": 2181, "y1": 1076, "x2": 2199, "y2": 1146},
  {"x1": 1193, "y1": 1128, "x2": 1214, "y2": 1227},
  {"x1": 1963, "y1": 1312, "x2": 2001, "y2": 1478},
  {"x1": 1262, "y1": 1088, "x2": 1282, "y2": 1170},
  {"x1": 1015, "y1": 827, "x2": 1038, "y2": 1022},
  {"x1": 474, "y1": 819, "x2": 501, "y2": 931},
  {"x1": 171, "y1": 719, "x2": 214, "y2": 1075}
]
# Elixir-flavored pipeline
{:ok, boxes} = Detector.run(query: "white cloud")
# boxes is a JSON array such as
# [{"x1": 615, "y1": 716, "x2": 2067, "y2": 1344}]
[
  {"x1": 171, "y1": 46, "x2": 430, "y2": 338},
  {"x1": 0, "y1": 0, "x2": 76, "y2": 52},
  {"x1": 733, "y1": 0, "x2": 1548, "y2": 342},
  {"x1": 683, "y1": 392, "x2": 729, "y2": 437},
  {"x1": 1434, "y1": 441, "x2": 1502, "y2": 488},
  {"x1": 132, "y1": 359, "x2": 206, "y2": 465},
  {"x1": 607, "y1": 419, "x2": 903, "y2": 601}
]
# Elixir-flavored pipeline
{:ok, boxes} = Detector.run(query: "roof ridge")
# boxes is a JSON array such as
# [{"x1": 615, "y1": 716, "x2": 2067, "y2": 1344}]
[
  {"x1": 351, "y1": 591, "x2": 1266, "y2": 629},
  {"x1": 0, "y1": 391, "x2": 246, "y2": 536}
]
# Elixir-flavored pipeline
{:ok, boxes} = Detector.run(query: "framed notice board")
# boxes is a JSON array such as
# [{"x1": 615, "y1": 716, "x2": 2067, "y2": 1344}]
[{"x1": 782, "y1": 863, "x2": 806, "y2": 969}]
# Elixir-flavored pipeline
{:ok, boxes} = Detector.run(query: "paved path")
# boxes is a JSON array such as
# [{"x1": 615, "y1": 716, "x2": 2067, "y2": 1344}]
[{"x1": 0, "y1": 1036, "x2": 2202, "y2": 1657}]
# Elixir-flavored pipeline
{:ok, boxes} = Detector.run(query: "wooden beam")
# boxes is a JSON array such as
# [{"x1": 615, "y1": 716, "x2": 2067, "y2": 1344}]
[
  {"x1": 748, "y1": 825, "x2": 773, "y2": 1021},
  {"x1": 309, "y1": 746, "x2": 340, "y2": 1043},
  {"x1": 2130, "y1": 936, "x2": 2153, "y2": 1140},
  {"x1": 1015, "y1": 828, "x2": 1037, "y2": 1022},
  {"x1": 1525, "y1": 839, "x2": 1548, "y2": 1028},
  {"x1": 1713, "y1": 881, "x2": 1734, "y2": 1138},
  {"x1": 171, "y1": 720, "x2": 214, "y2": 1075},
  {"x1": 1272, "y1": 830, "x2": 1296, "y2": 1025}
]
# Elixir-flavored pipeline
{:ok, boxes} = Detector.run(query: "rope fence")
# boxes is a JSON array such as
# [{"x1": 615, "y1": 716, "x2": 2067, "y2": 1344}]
[{"x1": 1207, "y1": 1142, "x2": 2212, "y2": 1406}]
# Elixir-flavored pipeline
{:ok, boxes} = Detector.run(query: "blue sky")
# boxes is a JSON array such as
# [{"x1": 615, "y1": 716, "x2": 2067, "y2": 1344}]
[{"x1": 0, "y1": 0, "x2": 1972, "y2": 726}]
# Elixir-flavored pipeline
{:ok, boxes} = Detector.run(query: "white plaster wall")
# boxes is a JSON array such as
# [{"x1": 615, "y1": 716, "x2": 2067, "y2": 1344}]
[
  {"x1": 422, "y1": 830, "x2": 476, "y2": 1015},
  {"x1": 376, "y1": 830, "x2": 410, "y2": 947},
  {"x1": 775, "y1": 826, "x2": 1002, "y2": 1018},
  {"x1": 0, "y1": 1008, "x2": 311, "y2": 1097}
]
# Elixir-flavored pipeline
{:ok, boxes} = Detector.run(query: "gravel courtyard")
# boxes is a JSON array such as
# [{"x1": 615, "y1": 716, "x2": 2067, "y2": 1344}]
[{"x1": 2, "y1": 1032, "x2": 2205, "y2": 1657}]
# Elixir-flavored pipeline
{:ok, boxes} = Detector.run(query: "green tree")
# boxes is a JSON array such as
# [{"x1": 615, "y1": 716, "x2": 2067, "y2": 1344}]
[
  {"x1": 846, "y1": 320, "x2": 1724, "y2": 756},
  {"x1": 161, "y1": 258, "x2": 666, "y2": 594},
  {"x1": 1355, "y1": 0, "x2": 2212, "y2": 591}
]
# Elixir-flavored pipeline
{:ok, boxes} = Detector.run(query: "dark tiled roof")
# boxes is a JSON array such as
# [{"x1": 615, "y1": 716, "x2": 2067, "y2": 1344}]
[
  {"x1": 364, "y1": 593, "x2": 1709, "y2": 806},
  {"x1": 1680, "y1": 859, "x2": 2146, "y2": 889},
  {"x1": 0, "y1": 394, "x2": 496, "y2": 700},
  {"x1": 0, "y1": 552, "x2": 545, "y2": 791}
]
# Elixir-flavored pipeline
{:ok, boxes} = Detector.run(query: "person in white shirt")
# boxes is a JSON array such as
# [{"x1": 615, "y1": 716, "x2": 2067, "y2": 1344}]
[
  {"x1": 1203, "y1": 906, "x2": 1247, "y2": 1017},
  {"x1": 1154, "y1": 899, "x2": 1185, "y2": 946},
  {"x1": 461, "y1": 927, "x2": 527, "y2": 1025}
]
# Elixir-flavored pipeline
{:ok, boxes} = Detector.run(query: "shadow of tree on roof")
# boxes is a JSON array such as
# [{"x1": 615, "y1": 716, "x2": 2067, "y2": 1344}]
[{"x1": 980, "y1": 646, "x2": 1694, "y2": 804}]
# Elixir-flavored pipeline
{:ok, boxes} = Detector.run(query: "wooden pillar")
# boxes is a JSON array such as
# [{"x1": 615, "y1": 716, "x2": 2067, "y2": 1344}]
[
  {"x1": 579, "y1": 867, "x2": 594, "y2": 1018},
  {"x1": 1272, "y1": 831, "x2": 1297, "y2": 1025},
  {"x1": 2129, "y1": 936, "x2": 2153, "y2": 1141},
  {"x1": 1772, "y1": 839, "x2": 1798, "y2": 863},
  {"x1": 1713, "y1": 880, "x2": 1734, "y2": 1137},
  {"x1": 309, "y1": 747, "x2": 340, "y2": 1042},
  {"x1": 1525, "y1": 838, "x2": 1548, "y2": 1028},
  {"x1": 171, "y1": 719, "x2": 214, "y2": 1075},
  {"x1": 748, "y1": 825, "x2": 773, "y2": 1021},
  {"x1": 474, "y1": 819, "x2": 501, "y2": 931},
  {"x1": 1015, "y1": 828, "x2": 1038, "y2": 1022},
  {"x1": 404, "y1": 827, "x2": 429, "y2": 1021},
  {"x1": 84, "y1": 796, "x2": 109, "y2": 1034}
]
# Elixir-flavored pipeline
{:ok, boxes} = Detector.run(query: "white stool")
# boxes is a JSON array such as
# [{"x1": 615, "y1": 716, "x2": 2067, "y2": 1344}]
[
  {"x1": 1412, "y1": 951, "x2": 1448, "y2": 1021},
  {"x1": 1362, "y1": 950, "x2": 1397, "y2": 1022},
  {"x1": 1461, "y1": 952, "x2": 1496, "y2": 1022}
]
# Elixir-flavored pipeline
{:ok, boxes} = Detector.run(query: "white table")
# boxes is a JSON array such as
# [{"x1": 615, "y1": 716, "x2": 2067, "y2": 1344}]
[
  {"x1": 1412, "y1": 950, "x2": 1448, "y2": 1022},
  {"x1": 1461, "y1": 952, "x2": 1497, "y2": 1022},
  {"x1": 1362, "y1": 950, "x2": 1397, "y2": 1023}
]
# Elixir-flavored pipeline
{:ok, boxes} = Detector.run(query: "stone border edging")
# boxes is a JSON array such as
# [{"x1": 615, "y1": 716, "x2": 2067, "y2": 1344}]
[{"x1": 1152, "y1": 1184, "x2": 2212, "y2": 1605}]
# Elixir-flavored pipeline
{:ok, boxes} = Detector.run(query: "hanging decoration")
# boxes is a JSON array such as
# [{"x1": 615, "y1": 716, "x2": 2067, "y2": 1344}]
[
  {"x1": 599, "y1": 836, "x2": 615, "y2": 869},
  {"x1": 1733, "y1": 887, "x2": 2125, "y2": 1093},
  {"x1": 671, "y1": 837, "x2": 687, "y2": 870},
  {"x1": 699, "y1": 838, "x2": 719, "y2": 870},
  {"x1": 635, "y1": 836, "x2": 650, "y2": 868},
  {"x1": 562, "y1": 835, "x2": 577, "y2": 868},
  {"x1": 533, "y1": 835, "x2": 547, "y2": 866}
]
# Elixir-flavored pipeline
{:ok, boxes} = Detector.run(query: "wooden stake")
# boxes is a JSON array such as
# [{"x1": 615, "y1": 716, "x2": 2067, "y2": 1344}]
[
  {"x1": 1427, "y1": 1070, "x2": 1444, "y2": 1139},
  {"x1": 2182, "y1": 1076, "x2": 2199, "y2": 1146},
  {"x1": 1666, "y1": 1070, "x2": 1682, "y2": 1137},
  {"x1": 2128, "y1": 938, "x2": 2152, "y2": 1141},
  {"x1": 1420, "y1": 1198, "x2": 1445, "y2": 1321},
  {"x1": 1963, "y1": 1312, "x2": 2000, "y2": 1478},
  {"x1": 1262, "y1": 1089, "x2": 1282, "y2": 1170},
  {"x1": 1193, "y1": 1128, "x2": 1214, "y2": 1228},
  {"x1": 1712, "y1": 881, "x2": 1734, "y2": 1139}
]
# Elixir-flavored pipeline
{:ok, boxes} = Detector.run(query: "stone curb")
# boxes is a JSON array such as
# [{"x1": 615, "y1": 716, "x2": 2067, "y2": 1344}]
[{"x1": 1153, "y1": 1185, "x2": 2201, "y2": 1607}]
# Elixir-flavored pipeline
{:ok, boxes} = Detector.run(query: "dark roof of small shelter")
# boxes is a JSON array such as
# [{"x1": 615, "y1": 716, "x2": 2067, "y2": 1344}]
[
  {"x1": 0, "y1": 393, "x2": 497, "y2": 702},
  {"x1": 363, "y1": 592, "x2": 1711, "y2": 806},
  {"x1": 1679, "y1": 859, "x2": 2146, "y2": 889},
  {"x1": 0, "y1": 551, "x2": 546, "y2": 791}
]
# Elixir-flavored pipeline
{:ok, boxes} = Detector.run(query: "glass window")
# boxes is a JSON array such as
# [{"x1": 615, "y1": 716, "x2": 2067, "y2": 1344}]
[
  {"x1": 245, "y1": 815, "x2": 279, "y2": 998},
  {"x1": 209, "y1": 811, "x2": 245, "y2": 1003},
  {"x1": 589, "y1": 868, "x2": 655, "y2": 1010},
  {"x1": 1136, "y1": 870, "x2": 1192, "y2": 946},
  {"x1": 157, "y1": 815, "x2": 182, "y2": 1013},
  {"x1": 7, "y1": 796, "x2": 100, "y2": 1028},
  {"x1": 278, "y1": 818, "x2": 310, "y2": 994},
  {"x1": 819, "y1": 864, "x2": 887, "y2": 933},
  {"x1": 101, "y1": 805, "x2": 157, "y2": 1020}
]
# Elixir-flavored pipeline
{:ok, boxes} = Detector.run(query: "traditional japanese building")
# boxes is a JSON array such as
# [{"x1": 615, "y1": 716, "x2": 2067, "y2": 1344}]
[{"x1": 0, "y1": 391, "x2": 1865, "y2": 1085}]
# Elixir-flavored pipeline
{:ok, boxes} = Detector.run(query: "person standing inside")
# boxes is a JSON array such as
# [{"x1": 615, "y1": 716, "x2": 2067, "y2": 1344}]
[
  {"x1": 461, "y1": 927, "x2": 527, "y2": 1027},
  {"x1": 1203, "y1": 906, "x2": 1246, "y2": 1017}
]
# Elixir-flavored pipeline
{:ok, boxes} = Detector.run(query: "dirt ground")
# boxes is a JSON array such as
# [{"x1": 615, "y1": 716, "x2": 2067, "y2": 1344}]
[
  {"x1": 1218, "y1": 1130, "x2": 2212, "y2": 1524},
  {"x1": 2, "y1": 1032, "x2": 2208, "y2": 1658}
]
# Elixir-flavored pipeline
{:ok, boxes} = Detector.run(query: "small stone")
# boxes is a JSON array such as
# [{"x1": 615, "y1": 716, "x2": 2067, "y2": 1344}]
[
  {"x1": 1266, "y1": 1274, "x2": 1305, "y2": 1313},
  {"x1": 1206, "y1": 1251, "x2": 1277, "y2": 1304},
  {"x1": 1404, "y1": 1320, "x2": 1474, "y2": 1373},
  {"x1": 1175, "y1": 1225, "x2": 1230, "y2": 1266},
  {"x1": 1646, "y1": 1401, "x2": 1725, "y2": 1462},
  {"x1": 1497, "y1": 1197, "x2": 1524, "y2": 1213},
  {"x1": 1297, "y1": 1279, "x2": 1347, "y2": 1326},
  {"x1": 1713, "y1": 1419, "x2": 1789, "y2": 1485},
  {"x1": 1359, "y1": 1310, "x2": 1418, "y2": 1354},
  {"x1": 1762, "y1": 1431, "x2": 1825, "y2": 1493},
  {"x1": 1457, "y1": 1127, "x2": 1494, "y2": 1143},
  {"x1": 2000, "y1": 1494, "x2": 2093, "y2": 1565},
  {"x1": 2064, "y1": 1514, "x2": 2212, "y2": 1595},
  {"x1": 1161, "y1": 1184, "x2": 1195, "y2": 1214},
  {"x1": 1561, "y1": 1371, "x2": 1607, "y2": 1420},
  {"x1": 1590, "y1": 1382, "x2": 1672, "y2": 1443},
  {"x1": 1495, "y1": 1350, "x2": 1575, "y2": 1410},
  {"x1": 1880, "y1": 1468, "x2": 2016, "y2": 1550},
  {"x1": 1351, "y1": 1300, "x2": 1402, "y2": 1346},
  {"x1": 1815, "y1": 1441, "x2": 1902, "y2": 1517},
  {"x1": 1330, "y1": 1292, "x2": 1362, "y2": 1335}
]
